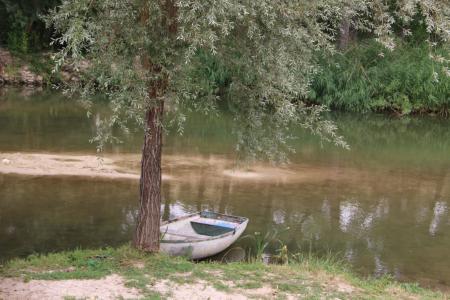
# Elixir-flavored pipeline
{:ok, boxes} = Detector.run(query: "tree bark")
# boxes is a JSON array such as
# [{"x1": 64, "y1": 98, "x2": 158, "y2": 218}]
[
  {"x1": 133, "y1": 100, "x2": 164, "y2": 252},
  {"x1": 338, "y1": 17, "x2": 351, "y2": 50},
  {"x1": 133, "y1": 0, "x2": 176, "y2": 252}
]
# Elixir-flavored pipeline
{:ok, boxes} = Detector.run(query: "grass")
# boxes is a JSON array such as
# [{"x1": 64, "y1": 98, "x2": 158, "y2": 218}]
[
  {"x1": 0, "y1": 245, "x2": 447, "y2": 299},
  {"x1": 310, "y1": 39, "x2": 450, "y2": 116}
]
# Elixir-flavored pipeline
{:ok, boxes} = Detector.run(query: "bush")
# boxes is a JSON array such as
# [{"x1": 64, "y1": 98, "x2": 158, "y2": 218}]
[
  {"x1": 0, "y1": 0, "x2": 60, "y2": 52},
  {"x1": 310, "y1": 40, "x2": 450, "y2": 116},
  {"x1": 7, "y1": 29, "x2": 29, "y2": 54}
]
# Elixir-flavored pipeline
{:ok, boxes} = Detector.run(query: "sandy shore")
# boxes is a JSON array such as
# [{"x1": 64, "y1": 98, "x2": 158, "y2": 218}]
[
  {"x1": 1, "y1": 152, "x2": 443, "y2": 193},
  {"x1": 0, "y1": 152, "x2": 299, "y2": 183},
  {"x1": 0, "y1": 152, "x2": 142, "y2": 180}
]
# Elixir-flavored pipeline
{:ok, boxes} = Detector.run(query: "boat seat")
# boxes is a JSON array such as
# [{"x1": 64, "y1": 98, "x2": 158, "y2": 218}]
[{"x1": 162, "y1": 231, "x2": 204, "y2": 240}]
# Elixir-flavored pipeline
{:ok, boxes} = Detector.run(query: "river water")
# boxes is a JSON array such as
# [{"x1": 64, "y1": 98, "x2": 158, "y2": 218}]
[{"x1": 0, "y1": 88, "x2": 449, "y2": 289}]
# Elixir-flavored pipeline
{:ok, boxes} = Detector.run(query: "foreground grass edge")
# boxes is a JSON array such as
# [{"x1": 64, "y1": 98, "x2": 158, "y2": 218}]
[{"x1": 0, "y1": 245, "x2": 446, "y2": 299}]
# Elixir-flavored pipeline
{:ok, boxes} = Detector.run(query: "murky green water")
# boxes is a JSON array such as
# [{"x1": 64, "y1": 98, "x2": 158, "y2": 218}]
[{"x1": 1, "y1": 88, "x2": 449, "y2": 289}]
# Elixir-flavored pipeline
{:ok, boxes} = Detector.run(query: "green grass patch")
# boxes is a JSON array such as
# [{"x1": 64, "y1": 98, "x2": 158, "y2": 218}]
[{"x1": 0, "y1": 245, "x2": 447, "y2": 299}]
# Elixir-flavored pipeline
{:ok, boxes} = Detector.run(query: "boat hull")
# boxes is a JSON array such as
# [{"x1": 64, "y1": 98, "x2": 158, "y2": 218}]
[{"x1": 160, "y1": 213, "x2": 248, "y2": 259}]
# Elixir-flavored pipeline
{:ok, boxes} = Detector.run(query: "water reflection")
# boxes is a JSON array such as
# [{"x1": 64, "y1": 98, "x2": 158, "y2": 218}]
[
  {"x1": 157, "y1": 157, "x2": 449, "y2": 289},
  {"x1": 161, "y1": 201, "x2": 192, "y2": 220},
  {"x1": 429, "y1": 201, "x2": 448, "y2": 236},
  {"x1": 339, "y1": 201, "x2": 359, "y2": 233}
]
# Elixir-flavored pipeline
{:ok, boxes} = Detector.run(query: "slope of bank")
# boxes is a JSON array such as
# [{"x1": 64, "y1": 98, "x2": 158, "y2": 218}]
[
  {"x1": 0, "y1": 48, "x2": 80, "y2": 86},
  {"x1": 0, "y1": 245, "x2": 446, "y2": 299},
  {"x1": 0, "y1": 48, "x2": 48, "y2": 85}
]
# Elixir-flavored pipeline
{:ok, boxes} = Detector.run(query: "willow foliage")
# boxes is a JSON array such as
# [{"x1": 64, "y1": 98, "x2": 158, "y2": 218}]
[{"x1": 45, "y1": 0, "x2": 449, "y2": 160}]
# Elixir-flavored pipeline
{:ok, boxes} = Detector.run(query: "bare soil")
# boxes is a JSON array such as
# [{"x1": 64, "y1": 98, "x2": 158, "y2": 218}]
[
  {"x1": 0, "y1": 274, "x2": 294, "y2": 300},
  {"x1": 0, "y1": 275, "x2": 141, "y2": 300}
]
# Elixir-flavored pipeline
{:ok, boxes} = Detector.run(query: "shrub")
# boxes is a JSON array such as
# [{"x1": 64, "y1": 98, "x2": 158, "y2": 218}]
[{"x1": 310, "y1": 40, "x2": 450, "y2": 116}]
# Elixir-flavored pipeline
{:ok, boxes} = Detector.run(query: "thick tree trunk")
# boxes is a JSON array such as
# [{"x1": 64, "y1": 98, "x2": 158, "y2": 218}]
[{"x1": 133, "y1": 100, "x2": 164, "y2": 252}]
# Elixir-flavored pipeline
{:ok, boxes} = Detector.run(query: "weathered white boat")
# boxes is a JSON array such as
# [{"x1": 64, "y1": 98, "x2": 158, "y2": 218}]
[{"x1": 160, "y1": 211, "x2": 249, "y2": 259}]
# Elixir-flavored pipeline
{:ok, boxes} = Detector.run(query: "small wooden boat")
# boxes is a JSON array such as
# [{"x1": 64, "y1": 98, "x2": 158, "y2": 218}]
[{"x1": 160, "y1": 211, "x2": 249, "y2": 259}]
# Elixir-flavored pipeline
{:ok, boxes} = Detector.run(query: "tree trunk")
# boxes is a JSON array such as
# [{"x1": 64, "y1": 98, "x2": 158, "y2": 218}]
[
  {"x1": 338, "y1": 17, "x2": 351, "y2": 50},
  {"x1": 133, "y1": 100, "x2": 164, "y2": 252},
  {"x1": 133, "y1": 0, "x2": 175, "y2": 252}
]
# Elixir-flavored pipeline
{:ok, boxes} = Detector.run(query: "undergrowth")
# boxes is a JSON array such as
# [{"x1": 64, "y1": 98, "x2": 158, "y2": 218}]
[{"x1": 310, "y1": 40, "x2": 450, "y2": 116}]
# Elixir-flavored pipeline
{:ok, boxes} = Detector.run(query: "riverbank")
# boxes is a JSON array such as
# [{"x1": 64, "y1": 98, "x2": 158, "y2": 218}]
[
  {"x1": 309, "y1": 41, "x2": 450, "y2": 116},
  {"x1": 0, "y1": 48, "x2": 81, "y2": 86},
  {"x1": 0, "y1": 245, "x2": 446, "y2": 299},
  {"x1": 0, "y1": 48, "x2": 48, "y2": 85},
  {"x1": 1, "y1": 45, "x2": 449, "y2": 116}
]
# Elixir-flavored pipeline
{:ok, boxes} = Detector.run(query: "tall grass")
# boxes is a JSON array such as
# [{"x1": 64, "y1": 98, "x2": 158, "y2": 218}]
[
  {"x1": 310, "y1": 40, "x2": 450, "y2": 116},
  {"x1": 240, "y1": 230, "x2": 283, "y2": 262}
]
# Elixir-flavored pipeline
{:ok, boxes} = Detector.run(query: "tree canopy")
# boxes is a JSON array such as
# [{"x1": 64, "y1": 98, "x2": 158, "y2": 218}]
[
  {"x1": 45, "y1": 0, "x2": 449, "y2": 250},
  {"x1": 45, "y1": 0, "x2": 449, "y2": 160}
]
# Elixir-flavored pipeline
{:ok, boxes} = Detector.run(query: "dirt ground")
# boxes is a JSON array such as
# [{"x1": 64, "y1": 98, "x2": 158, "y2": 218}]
[
  {"x1": 0, "y1": 275, "x2": 285, "y2": 300},
  {"x1": 0, "y1": 275, "x2": 141, "y2": 300}
]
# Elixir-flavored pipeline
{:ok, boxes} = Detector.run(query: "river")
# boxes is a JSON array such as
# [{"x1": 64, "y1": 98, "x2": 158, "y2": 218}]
[{"x1": 0, "y1": 88, "x2": 449, "y2": 290}]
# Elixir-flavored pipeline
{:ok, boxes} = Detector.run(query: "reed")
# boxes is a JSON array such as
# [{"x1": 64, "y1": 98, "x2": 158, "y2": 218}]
[{"x1": 309, "y1": 40, "x2": 450, "y2": 116}]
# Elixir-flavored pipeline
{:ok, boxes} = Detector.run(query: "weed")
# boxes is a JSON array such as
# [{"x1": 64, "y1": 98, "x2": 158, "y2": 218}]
[{"x1": 240, "y1": 227, "x2": 289, "y2": 262}]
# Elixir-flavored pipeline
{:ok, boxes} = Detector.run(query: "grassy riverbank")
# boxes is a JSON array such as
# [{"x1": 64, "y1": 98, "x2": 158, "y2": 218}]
[
  {"x1": 309, "y1": 41, "x2": 450, "y2": 116},
  {"x1": 0, "y1": 245, "x2": 446, "y2": 299}
]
